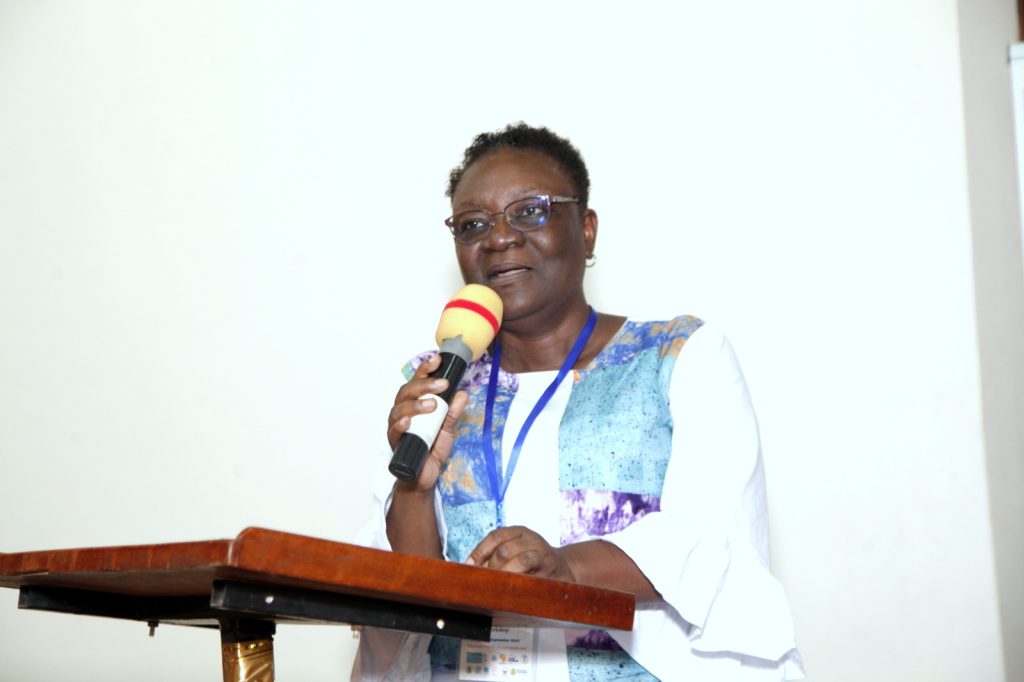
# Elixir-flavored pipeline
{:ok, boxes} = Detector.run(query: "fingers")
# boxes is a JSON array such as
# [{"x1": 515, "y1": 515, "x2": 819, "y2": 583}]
[
  {"x1": 394, "y1": 357, "x2": 449, "y2": 405},
  {"x1": 417, "y1": 391, "x2": 468, "y2": 481},
  {"x1": 466, "y1": 527, "x2": 575, "y2": 581},
  {"x1": 386, "y1": 394, "x2": 443, "y2": 450},
  {"x1": 467, "y1": 527, "x2": 544, "y2": 572},
  {"x1": 385, "y1": 356, "x2": 467, "y2": 492},
  {"x1": 386, "y1": 354, "x2": 451, "y2": 450},
  {"x1": 466, "y1": 526, "x2": 522, "y2": 567},
  {"x1": 439, "y1": 390, "x2": 468, "y2": 435}
]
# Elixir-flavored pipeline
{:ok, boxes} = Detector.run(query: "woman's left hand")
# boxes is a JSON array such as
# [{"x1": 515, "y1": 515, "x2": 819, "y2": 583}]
[{"x1": 465, "y1": 526, "x2": 576, "y2": 582}]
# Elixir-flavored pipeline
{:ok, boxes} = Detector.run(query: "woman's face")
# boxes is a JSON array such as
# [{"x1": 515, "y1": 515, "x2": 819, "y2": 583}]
[{"x1": 451, "y1": 147, "x2": 596, "y2": 327}]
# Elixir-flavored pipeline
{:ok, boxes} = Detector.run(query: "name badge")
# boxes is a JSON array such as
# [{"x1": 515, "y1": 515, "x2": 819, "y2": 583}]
[{"x1": 458, "y1": 626, "x2": 537, "y2": 680}]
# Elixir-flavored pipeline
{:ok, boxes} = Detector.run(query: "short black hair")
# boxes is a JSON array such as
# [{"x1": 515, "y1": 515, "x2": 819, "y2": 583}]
[{"x1": 446, "y1": 122, "x2": 591, "y2": 209}]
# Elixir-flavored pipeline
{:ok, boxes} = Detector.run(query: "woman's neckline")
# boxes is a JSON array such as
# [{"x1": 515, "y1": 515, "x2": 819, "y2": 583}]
[{"x1": 495, "y1": 316, "x2": 630, "y2": 376}]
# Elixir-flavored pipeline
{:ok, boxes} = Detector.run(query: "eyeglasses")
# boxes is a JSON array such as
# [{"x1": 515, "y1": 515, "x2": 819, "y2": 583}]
[{"x1": 445, "y1": 195, "x2": 579, "y2": 245}]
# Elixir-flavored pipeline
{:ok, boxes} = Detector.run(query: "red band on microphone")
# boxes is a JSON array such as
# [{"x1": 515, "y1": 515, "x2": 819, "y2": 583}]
[{"x1": 444, "y1": 299, "x2": 500, "y2": 336}]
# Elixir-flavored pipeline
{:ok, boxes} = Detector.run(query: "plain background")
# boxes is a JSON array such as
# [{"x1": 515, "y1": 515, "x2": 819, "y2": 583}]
[{"x1": 1, "y1": 1, "x2": 1022, "y2": 680}]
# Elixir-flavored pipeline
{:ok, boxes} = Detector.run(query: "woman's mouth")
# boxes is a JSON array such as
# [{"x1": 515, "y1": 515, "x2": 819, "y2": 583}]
[{"x1": 488, "y1": 264, "x2": 531, "y2": 282}]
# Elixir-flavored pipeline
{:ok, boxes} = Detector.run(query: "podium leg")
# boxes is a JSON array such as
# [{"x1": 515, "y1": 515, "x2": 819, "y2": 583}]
[{"x1": 219, "y1": 618, "x2": 276, "y2": 682}]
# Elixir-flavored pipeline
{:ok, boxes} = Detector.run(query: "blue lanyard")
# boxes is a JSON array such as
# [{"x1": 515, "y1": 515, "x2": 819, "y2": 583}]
[{"x1": 482, "y1": 307, "x2": 598, "y2": 526}]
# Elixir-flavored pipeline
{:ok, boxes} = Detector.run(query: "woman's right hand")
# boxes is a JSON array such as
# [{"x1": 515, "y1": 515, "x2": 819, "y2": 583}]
[{"x1": 386, "y1": 353, "x2": 468, "y2": 493}]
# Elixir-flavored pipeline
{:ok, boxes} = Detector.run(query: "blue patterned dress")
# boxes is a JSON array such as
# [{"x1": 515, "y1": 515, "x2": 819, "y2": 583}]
[{"x1": 409, "y1": 317, "x2": 701, "y2": 680}]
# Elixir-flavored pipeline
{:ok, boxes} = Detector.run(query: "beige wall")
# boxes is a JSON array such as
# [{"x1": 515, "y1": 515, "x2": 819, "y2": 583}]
[
  {"x1": 0, "y1": 1, "x2": 1021, "y2": 680},
  {"x1": 960, "y1": 1, "x2": 1024, "y2": 680}
]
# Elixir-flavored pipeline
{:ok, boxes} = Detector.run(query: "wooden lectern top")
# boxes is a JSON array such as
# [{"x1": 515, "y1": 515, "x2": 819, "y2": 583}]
[{"x1": 0, "y1": 527, "x2": 635, "y2": 632}]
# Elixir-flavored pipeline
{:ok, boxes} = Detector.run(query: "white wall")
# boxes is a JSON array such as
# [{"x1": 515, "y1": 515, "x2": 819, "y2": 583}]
[{"x1": 0, "y1": 1, "x2": 1020, "y2": 680}]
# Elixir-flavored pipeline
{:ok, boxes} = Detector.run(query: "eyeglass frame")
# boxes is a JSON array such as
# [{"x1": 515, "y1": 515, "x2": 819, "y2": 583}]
[{"x1": 444, "y1": 194, "x2": 580, "y2": 244}]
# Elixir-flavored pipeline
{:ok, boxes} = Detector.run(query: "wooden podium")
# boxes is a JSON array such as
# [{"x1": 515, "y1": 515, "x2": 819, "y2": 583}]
[{"x1": 0, "y1": 527, "x2": 635, "y2": 680}]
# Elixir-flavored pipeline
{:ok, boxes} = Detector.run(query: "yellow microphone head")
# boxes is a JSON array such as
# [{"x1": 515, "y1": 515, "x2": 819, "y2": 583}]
[{"x1": 435, "y1": 284, "x2": 503, "y2": 360}]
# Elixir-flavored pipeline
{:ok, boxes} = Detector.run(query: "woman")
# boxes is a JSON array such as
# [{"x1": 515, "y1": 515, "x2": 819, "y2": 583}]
[{"x1": 355, "y1": 124, "x2": 803, "y2": 681}]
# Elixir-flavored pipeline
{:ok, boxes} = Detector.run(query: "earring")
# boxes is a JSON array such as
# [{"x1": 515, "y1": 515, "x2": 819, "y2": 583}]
[{"x1": 585, "y1": 254, "x2": 597, "y2": 268}]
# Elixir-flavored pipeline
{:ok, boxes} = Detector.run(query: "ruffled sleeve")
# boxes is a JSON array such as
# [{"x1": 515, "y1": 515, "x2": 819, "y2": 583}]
[
  {"x1": 350, "y1": 365, "x2": 446, "y2": 682},
  {"x1": 355, "y1": 351, "x2": 451, "y2": 554},
  {"x1": 354, "y1": 435, "x2": 449, "y2": 555},
  {"x1": 599, "y1": 322, "x2": 804, "y2": 679}
]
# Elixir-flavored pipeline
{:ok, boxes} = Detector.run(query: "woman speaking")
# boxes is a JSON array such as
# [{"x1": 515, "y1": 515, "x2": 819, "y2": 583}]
[{"x1": 355, "y1": 123, "x2": 803, "y2": 681}]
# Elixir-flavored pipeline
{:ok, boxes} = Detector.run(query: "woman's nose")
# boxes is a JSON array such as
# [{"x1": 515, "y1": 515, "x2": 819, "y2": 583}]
[{"x1": 482, "y1": 213, "x2": 525, "y2": 249}]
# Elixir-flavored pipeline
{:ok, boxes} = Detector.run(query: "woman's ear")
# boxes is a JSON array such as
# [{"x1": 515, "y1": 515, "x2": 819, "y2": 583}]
[{"x1": 582, "y1": 209, "x2": 598, "y2": 257}]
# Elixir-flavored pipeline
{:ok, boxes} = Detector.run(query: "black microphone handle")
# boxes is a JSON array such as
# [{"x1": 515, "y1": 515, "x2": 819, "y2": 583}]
[
  {"x1": 388, "y1": 351, "x2": 468, "y2": 481},
  {"x1": 429, "y1": 351, "x2": 468, "y2": 405}
]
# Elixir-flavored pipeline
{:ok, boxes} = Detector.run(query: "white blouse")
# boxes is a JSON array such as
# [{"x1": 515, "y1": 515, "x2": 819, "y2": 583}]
[{"x1": 358, "y1": 322, "x2": 804, "y2": 681}]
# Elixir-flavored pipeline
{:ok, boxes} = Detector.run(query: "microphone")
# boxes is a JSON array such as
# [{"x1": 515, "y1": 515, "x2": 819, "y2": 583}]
[{"x1": 388, "y1": 284, "x2": 503, "y2": 481}]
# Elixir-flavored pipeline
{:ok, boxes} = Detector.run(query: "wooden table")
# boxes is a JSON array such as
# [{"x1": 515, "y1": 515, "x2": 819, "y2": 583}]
[{"x1": 0, "y1": 527, "x2": 635, "y2": 680}]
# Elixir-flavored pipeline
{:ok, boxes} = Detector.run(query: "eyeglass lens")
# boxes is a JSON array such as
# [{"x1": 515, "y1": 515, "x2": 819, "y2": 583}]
[{"x1": 449, "y1": 196, "x2": 552, "y2": 244}]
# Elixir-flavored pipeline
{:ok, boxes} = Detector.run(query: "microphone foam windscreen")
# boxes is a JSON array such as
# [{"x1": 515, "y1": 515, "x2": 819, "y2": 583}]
[{"x1": 435, "y1": 284, "x2": 503, "y2": 360}]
